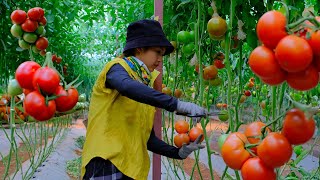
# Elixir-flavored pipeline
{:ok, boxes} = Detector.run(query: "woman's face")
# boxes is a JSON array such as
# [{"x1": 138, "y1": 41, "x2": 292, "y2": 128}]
[{"x1": 136, "y1": 47, "x2": 166, "y2": 72}]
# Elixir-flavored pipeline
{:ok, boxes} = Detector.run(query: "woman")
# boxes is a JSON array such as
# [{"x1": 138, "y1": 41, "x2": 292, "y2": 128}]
[{"x1": 81, "y1": 19, "x2": 206, "y2": 180}]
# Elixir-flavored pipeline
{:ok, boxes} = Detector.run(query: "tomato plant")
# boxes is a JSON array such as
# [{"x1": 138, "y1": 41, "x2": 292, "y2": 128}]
[
  {"x1": 241, "y1": 157, "x2": 276, "y2": 180},
  {"x1": 174, "y1": 120, "x2": 189, "y2": 134},
  {"x1": 282, "y1": 108, "x2": 316, "y2": 145},
  {"x1": 257, "y1": 132, "x2": 292, "y2": 168},
  {"x1": 275, "y1": 35, "x2": 313, "y2": 72},
  {"x1": 256, "y1": 11, "x2": 287, "y2": 49},
  {"x1": 221, "y1": 132, "x2": 250, "y2": 170}
]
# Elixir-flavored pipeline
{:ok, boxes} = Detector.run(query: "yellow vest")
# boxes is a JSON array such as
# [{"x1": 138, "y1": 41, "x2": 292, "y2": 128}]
[{"x1": 81, "y1": 58, "x2": 160, "y2": 179}]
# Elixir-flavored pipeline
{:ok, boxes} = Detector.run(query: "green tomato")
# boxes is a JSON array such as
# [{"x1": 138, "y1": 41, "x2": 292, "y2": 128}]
[
  {"x1": 177, "y1": 31, "x2": 190, "y2": 44},
  {"x1": 8, "y1": 79, "x2": 23, "y2": 96},
  {"x1": 31, "y1": 45, "x2": 40, "y2": 54},
  {"x1": 18, "y1": 39, "x2": 30, "y2": 49},
  {"x1": 23, "y1": 32, "x2": 38, "y2": 43},
  {"x1": 218, "y1": 110, "x2": 229, "y2": 121},
  {"x1": 35, "y1": 26, "x2": 45, "y2": 36},
  {"x1": 182, "y1": 43, "x2": 195, "y2": 56},
  {"x1": 209, "y1": 77, "x2": 222, "y2": 86},
  {"x1": 78, "y1": 93, "x2": 86, "y2": 102},
  {"x1": 188, "y1": 31, "x2": 195, "y2": 42},
  {"x1": 10, "y1": 24, "x2": 23, "y2": 38},
  {"x1": 218, "y1": 134, "x2": 229, "y2": 150},
  {"x1": 293, "y1": 145, "x2": 303, "y2": 156}
]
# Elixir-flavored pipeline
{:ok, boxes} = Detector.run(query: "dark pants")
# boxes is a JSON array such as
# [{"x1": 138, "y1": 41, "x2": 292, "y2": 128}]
[{"x1": 83, "y1": 157, "x2": 133, "y2": 180}]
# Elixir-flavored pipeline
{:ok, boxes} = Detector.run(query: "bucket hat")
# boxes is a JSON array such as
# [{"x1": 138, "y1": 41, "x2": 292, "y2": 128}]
[{"x1": 123, "y1": 19, "x2": 174, "y2": 55}]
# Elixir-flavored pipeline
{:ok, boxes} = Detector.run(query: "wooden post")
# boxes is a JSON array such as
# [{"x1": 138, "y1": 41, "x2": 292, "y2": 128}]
[{"x1": 153, "y1": 0, "x2": 163, "y2": 180}]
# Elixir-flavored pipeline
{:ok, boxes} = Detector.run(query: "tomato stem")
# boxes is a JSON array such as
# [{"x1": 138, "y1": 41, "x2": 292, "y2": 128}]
[
  {"x1": 29, "y1": 46, "x2": 34, "y2": 61},
  {"x1": 287, "y1": 16, "x2": 320, "y2": 30}
]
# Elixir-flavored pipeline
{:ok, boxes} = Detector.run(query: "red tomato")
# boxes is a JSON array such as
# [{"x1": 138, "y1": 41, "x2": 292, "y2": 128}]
[
  {"x1": 35, "y1": 37, "x2": 49, "y2": 50},
  {"x1": 241, "y1": 157, "x2": 276, "y2": 180},
  {"x1": 174, "y1": 133, "x2": 190, "y2": 148},
  {"x1": 244, "y1": 122, "x2": 271, "y2": 154},
  {"x1": 15, "y1": 61, "x2": 41, "y2": 90},
  {"x1": 195, "y1": 64, "x2": 205, "y2": 73},
  {"x1": 244, "y1": 90, "x2": 251, "y2": 97},
  {"x1": 249, "y1": 46, "x2": 282, "y2": 79},
  {"x1": 314, "y1": 56, "x2": 320, "y2": 72},
  {"x1": 203, "y1": 65, "x2": 218, "y2": 80},
  {"x1": 39, "y1": 17, "x2": 47, "y2": 26},
  {"x1": 308, "y1": 29, "x2": 320, "y2": 57},
  {"x1": 261, "y1": 69, "x2": 286, "y2": 86},
  {"x1": 52, "y1": 54, "x2": 57, "y2": 62},
  {"x1": 24, "y1": 91, "x2": 56, "y2": 121},
  {"x1": 275, "y1": 35, "x2": 313, "y2": 72},
  {"x1": 21, "y1": 18, "x2": 38, "y2": 32},
  {"x1": 221, "y1": 132, "x2": 250, "y2": 170},
  {"x1": 32, "y1": 67, "x2": 60, "y2": 95},
  {"x1": 54, "y1": 86, "x2": 79, "y2": 112},
  {"x1": 174, "y1": 89, "x2": 183, "y2": 98},
  {"x1": 282, "y1": 108, "x2": 316, "y2": 145},
  {"x1": 257, "y1": 132, "x2": 292, "y2": 168},
  {"x1": 27, "y1": 7, "x2": 43, "y2": 21},
  {"x1": 10, "y1": 10, "x2": 27, "y2": 24},
  {"x1": 23, "y1": 89, "x2": 33, "y2": 96},
  {"x1": 174, "y1": 120, "x2": 189, "y2": 134},
  {"x1": 188, "y1": 127, "x2": 204, "y2": 142},
  {"x1": 256, "y1": 11, "x2": 287, "y2": 49},
  {"x1": 214, "y1": 60, "x2": 225, "y2": 69},
  {"x1": 286, "y1": 65, "x2": 319, "y2": 91},
  {"x1": 56, "y1": 56, "x2": 62, "y2": 64}
]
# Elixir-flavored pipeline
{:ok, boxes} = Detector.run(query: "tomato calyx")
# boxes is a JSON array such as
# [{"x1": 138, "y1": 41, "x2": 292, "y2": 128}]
[{"x1": 286, "y1": 93, "x2": 320, "y2": 119}]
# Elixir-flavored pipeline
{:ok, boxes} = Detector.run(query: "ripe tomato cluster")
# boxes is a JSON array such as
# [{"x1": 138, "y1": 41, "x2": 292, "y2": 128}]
[
  {"x1": 15, "y1": 59, "x2": 79, "y2": 121},
  {"x1": 220, "y1": 108, "x2": 316, "y2": 180},
  {"x1": 249, "y1": 11, "x2": 320, "y2": 91},
  {"x1": 173, "y1": 120, "x2": 204, "y2": 148},
  {"x1": 161, "y1": 84, "x2": 183, "y2": 98},
  {"x1": 10, "y1": 7, "x2": 49, "y2": 55},
  {"x1": 0, "y1": 95, "x2": 28, "y2": 122}
]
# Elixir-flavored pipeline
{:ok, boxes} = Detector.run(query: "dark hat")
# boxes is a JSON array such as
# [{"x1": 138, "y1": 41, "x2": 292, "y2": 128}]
[{"x1": 123, "y1": 19, "x2": 174, "y2": 55}]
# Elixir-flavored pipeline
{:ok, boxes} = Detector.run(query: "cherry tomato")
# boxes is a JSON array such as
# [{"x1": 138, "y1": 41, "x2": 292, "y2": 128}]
[
  {"x1": 249, "y1": 46, "x2": 282, "y2": 79},
  {"x1": 257, "y1": 132, "x2": 292, "y2": 168},
  {"x1": 189, "y1": 127, "x2": 204, "y2": 142},
  {"x1": 21, "y1": 18, "x2": 38, "y2": 32},
  {"x1": 174, "y1": 89, "x2": 183, "y2": 98},
  {"x1": 241, "y1": 157, "x2": 276, "y2": 180},
  {"x1": 282, "y1": 108, "x2": 316, "y2": 145},
  {"x1": 15, "y1": 61, "x2": 41, "y2": 90},
  {"x1": 35, "y1": 37, "x2": 49, "y2": 50},
  {"x1": 214, "y1": 60, "x2": 225, "y2": 69},
  {"x1": 207, "y1": 15, "x2": 227, "y2": 37},
  {"x1": 275, "y1": 35, "x2": 313, "y2": 72},
  {"x1": 256, "y1": 11, "x2": 287, "y2": 49},
  {"x1": 54, "y1": 86, "x2": 79, "y2": 112},
  {"x1": 203, "y1": 65, "x2": 218, "y2": 80},
  {"x1": 174, "y1": 133, "x2": 190, "y2": 148},
  {"x1": 221, "y1": 132, "x2": 250, "y2": 170},
  {"x1": 32, "y1": 67, "x2": 60, "y2": 95},
  {"x1": 10, "y1": 10, "x2": 27, "y2": 24},
  {"x1": 24, "y1": 91, "x2": 56, "y2": 121},
  {"x1": 286, "y1": 65, "x2": 319, "y2": 91},
  {"x1": 174, "y1": 120, "x2": 189, "y2": 134}
]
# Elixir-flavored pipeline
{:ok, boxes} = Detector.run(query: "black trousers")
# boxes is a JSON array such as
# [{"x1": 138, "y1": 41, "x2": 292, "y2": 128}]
[{"x1": 83, "y1": 157, "x2": 133, "y2": 180}]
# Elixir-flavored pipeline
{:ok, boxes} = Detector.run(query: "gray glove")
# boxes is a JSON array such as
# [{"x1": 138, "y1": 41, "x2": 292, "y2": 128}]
[
  {"x1": 176, "y1": 100, "x2": 206, "y2": 124},
  {"x1": 178, "y1": 134, "x2": 205, "y2": 159}
]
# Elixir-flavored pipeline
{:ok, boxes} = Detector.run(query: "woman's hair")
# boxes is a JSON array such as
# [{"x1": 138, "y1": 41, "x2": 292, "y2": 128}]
[{"x1": 120, "y1": 47, "x2": 151, "y2": 58}]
